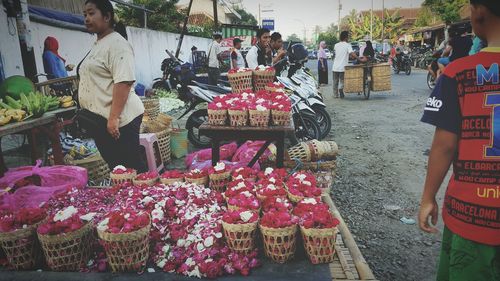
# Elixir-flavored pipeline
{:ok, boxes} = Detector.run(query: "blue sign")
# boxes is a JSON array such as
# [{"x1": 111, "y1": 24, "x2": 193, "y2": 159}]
[{"x1": 262, "y1": 19, "x2": 275, "y2": 31}]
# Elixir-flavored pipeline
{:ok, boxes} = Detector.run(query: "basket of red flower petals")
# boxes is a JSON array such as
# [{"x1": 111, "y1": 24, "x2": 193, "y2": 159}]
[
  {"x1": 286, "y1": 171, "x2": 322, "y2": 203},
  {"x1": 227, "y1": 99, "x2": 249, "y2": 127},
  {"x1": 133, "y1": 171, "x2": 159, "y2": 186},
  {"x1": 208, "y1": 162, "x2": 231, "y2": 193},
  {"x1": 256, "y1": 179, "x2": 287, "y2": 202},
  {"x1": 262, "y1": 197, "x2": 293, "y2": 214},
  {"x1": 110, "y1": 165, "x2": 137, "y2": 185},
  {"x1": 227, "y1": 191, "x2": 260, "y2": 212},
  {"x1": 207, "y1": 96, "x2": 228, "y2": 126},
  {"x1": 223, "y1": 180, "x2": 254, "y2": 201},
  {"x1": 37, "y1": 206, "x2": 94, "y2": 271},
  {"x1": 231, "y1": 167, "x2": 258, "y2": 182},
  {"x1": 265, "y1": 81, "x2": 285, "y2": 92},
  {"x1": 184, "y1": 169, "x2": 208, "y2": 186},
  {"x1": 221, "y1": 210, "x2": 259, "y2": 254},
  {"x1": 253, "y1": 65, "x2": 276, "y2": 92},
  {"x1": 297, "y1": 199, "x2": 340, "y2": 264},
  {"x1": 257, "y1": 167, "x2": 288, "y2": 181},
  {"x1": 259, "y1": 211, "x2": 299, "y2": 263},
  {"x1": 248, "y1": 98, "x2": 270, "y2": 127},
  {"x1": 160, "y1": 170, "x2": 184, "y2": 185},
  {"x1": 0, "y1": 208, "x2": 47, "y2": 269},
  {"x1": 227, "y1": 68, "x2": 253, "y2": 94},
  {"x1": 97, "y1": 211, "x2": 151, "y2": 272},
  {"x1": 271, "y1": 93, "x2": 292, "y2": 126}
]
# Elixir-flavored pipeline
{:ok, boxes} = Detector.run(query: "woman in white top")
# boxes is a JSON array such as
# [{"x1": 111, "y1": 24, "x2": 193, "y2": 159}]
[{"x1": 79, "y1": 0, "x2": 146, "y2": 172}]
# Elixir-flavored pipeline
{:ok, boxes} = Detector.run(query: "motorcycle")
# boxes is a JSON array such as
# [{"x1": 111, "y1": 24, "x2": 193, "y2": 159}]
[{"x1": 391, "y1": 52, "x2": 412, "y2": 75}]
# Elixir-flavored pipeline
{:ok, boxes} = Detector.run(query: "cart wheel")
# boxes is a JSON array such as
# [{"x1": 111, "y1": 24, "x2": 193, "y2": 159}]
[{"x1": 363, "y1": 78, "x2": 371, "y2": 100}]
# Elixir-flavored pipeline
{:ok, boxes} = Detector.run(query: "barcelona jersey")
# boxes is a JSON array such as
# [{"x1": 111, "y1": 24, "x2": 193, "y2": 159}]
[{"x1": 421, "y1": 47, "x2": 500, "y2": 245}]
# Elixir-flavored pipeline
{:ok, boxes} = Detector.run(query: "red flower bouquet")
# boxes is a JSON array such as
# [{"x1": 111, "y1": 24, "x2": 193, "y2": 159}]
[
  {"x1": 0, "y1": 208, "x2": 46, "y2": 233},
  {"x1": 227, "y1": 191, "x2": 260, "y2": 212},
  {"x1": 262, "y1": 197, "x2": 293, "y2": 213},
  {"x1": 231, "y1": 167, "x2": 258, "y2": 182}
]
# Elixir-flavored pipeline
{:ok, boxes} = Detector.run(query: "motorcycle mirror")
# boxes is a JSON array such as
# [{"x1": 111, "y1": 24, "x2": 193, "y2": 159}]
[{"x1": 176, "y1": 84, "x2": 182, "y2": 90}]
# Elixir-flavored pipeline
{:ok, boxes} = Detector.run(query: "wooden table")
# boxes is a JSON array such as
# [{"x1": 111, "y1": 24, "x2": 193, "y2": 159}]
[
  {"x1": 0, "y1": 107, "x2": 76, "y2": 176},
  {"x1": 199, "y1": 122, "x2": 294, "y2": 168}
]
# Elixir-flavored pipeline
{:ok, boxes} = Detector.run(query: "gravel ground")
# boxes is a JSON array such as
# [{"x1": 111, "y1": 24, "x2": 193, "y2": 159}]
[{"x1": 308, "y1": 60, "x2": 448, "y2": 281}]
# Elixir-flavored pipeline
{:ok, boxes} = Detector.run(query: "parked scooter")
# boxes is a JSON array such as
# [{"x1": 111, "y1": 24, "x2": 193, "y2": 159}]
[{"x1": 391, "y1": 52, "x2": 412, "y2": 75}]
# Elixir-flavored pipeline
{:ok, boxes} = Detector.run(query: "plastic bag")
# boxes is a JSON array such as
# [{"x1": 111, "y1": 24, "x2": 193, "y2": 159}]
[
  {"x1": 232, "y1": 141, "x2": 275, "y2": 165},
  {"x1": 0, "y1": 160, "x2": 88, "y2": 211},
  {"x1": 170, "y1": 129, "x2": 188, "y2": 159},
  {"x1": 185, "y1": 142, "x2": 237, "y2": 167}
]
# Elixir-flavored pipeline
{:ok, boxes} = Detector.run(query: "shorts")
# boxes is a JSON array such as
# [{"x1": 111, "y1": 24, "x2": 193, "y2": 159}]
[
  {"x1": 437, "y1": 57, "x2": 450, "y2": 66},
  {"x1": 437, "y1": 226, "x2": 500, "y2": 281}
]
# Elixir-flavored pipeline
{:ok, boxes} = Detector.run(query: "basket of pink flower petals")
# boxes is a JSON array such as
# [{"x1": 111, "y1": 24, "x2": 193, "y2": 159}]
[
  {"x1": 253, "y1": 66, "x2": 276, "y2": 92},
  {"x1": 160, "y1": 170, "x2": 184, "y2": 185},
  {"x1": 207, "y1": 95, "x2": 228, "y2": 126},
  {"x1": 270, "y1": 92, "x2": 292, "y2": 126},
  {"x1": 97, "y1": 211, "x2": 151, "y2": 272},
  {"x1": 208, "y1": 162, "x2": 231, "y2": 192},
  {"x1": 184, "y1": 169, "x2": 208, "y2": 186},
  {"x1": 133, "y1": 171, "x2": 159, "y2": 186},
  {"x1": 259, "y1": 211, "x2": 298, "y2": 263},
  {"x1": 0, "y1": 208, "x2": 47, "y2": 270},
  {"x1": 286, "y1": 171, "x2": 322, "y2": 203},
  {"x1": 221, "y1": 210, "x2": 259, "y2": 254},
  {"x1": 110, "y1": 165, "x2": 136, "y2": 185},
  {"x1": 227, "y1": 68, "x2": 253, "y2": 94},
  {"x1": 37, "y1": 206, "x2": 94, "y2": 271}
]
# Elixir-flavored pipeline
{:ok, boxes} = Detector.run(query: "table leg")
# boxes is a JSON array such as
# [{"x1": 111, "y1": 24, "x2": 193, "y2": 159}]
[
  {"x1": 0, "y1": 138, "x2": 6, "y2": 176},
  {"x1": 29, "y1": 130, "x2": 39, "y2": 163},
  {"x1": 248, "y1": 140, "x2": 272, "y2": 168},
  {"x1": 39, "y1": 123, "x2": 64, "y2": 165},
  {"x1": 276, "y1": 133, "x2": 285, "y2": 168},
  {"x1": 212, "y1": 138, "x2": 220, "y2": 166}
]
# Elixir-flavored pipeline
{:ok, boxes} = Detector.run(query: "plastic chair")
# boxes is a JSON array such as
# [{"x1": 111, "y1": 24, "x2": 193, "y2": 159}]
[{"x1": 139, "y1": 133, "x2": 164, "y2": 173}]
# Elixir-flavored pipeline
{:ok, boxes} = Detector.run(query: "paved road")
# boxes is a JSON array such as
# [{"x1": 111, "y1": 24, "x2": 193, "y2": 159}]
[{"x1": 305, "y1": 59, "x2": 446, "y2": 281}]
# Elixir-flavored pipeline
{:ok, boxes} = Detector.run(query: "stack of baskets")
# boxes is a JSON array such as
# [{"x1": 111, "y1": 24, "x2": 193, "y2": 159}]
[
  {"x1": 286, "y1": 140, "x2": 339, "y2": 194},
  {"x1": 253, "y1": 68, "x2": 276, "y2": 91},
  {"x1": 0, "y1": 221, "x2": 45, "y2": 270},
  {"x1": 141, "y1": 97, "x2": 160, "y2": 121},
  {"x1": 343, "y1": 65, "x2": 364, "y2": 93},
  {"x1": 371, "y1": 63, "x2": 392, "y2": 91},
  {"x1": 227, "y1": 69, "x2": 253, "y2": 94}
]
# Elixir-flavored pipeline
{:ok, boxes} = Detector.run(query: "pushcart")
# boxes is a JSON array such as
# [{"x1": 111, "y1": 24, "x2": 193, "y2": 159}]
[{"x1": 344, "y1": 63, "x2": 391, "y2": 100}]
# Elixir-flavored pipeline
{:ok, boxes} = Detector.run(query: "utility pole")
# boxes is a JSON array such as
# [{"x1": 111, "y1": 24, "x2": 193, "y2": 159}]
[
  {"x1": 213, "y1": 0, "x2": 219, "y2": 30},
  {"x1": 370, "y1": 0, "x2": 373, "y2": 40},
  {"x1": 175, "y1": 0, "x2": 194, "y2": 58},
  {"x1": 338, "y1": 0, "x2": 341, "y2": 37},
  {"x1": 381, "y1": 0, "x2": 385, "y2": 41}
]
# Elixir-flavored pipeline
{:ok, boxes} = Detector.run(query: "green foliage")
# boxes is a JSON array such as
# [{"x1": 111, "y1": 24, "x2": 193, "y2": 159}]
[
  {"x1": 343, "y1": 9, "x2": 405, "y2": 42},
  {"x1": 115, "y1": 0, "x2": 185, "y2": 33},
  {"x1": 286, "y1": 33, "x2": 302, "y2": 43},
  {"x1": 415, "y1": 6, "x2": 439, "y2": 27},
  {"x1": 423, "y1": 0, "x2": 468, "y2": 24},
  {"x1": 316, "y1": 24, "x2": 339, "y2": 50},
  {"x1": 232, "y1": 7, "x2": 258, "y2": 26},
  {"x1": 188, "y1": 21, "x2": 215, "y2": 38}
]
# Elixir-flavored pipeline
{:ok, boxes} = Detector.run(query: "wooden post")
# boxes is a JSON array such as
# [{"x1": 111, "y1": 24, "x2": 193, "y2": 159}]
[
  {"x1": 175, "y1": 0, "x2": 194, "y2": 59},
  {"x1": 213, "y1": 0, "x2": 219, "y2": 30}
]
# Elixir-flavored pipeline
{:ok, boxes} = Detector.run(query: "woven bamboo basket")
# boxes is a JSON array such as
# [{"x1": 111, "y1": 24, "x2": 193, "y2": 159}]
[
  {"x1": 142, "y1": 98, "x2": 160, "y2": 120},
  {"x1": 313, "y1": 170, "x2": 335, "y2": 194},
  {"x1": 155, "y1": 129, "x2": 171, "y2": 164},
  {"x1": 228, "y1": 71, "x2": 253, "y2": 94},
  {"x1": 209, "y1": 172, "x2": 231, "y2": 193},
  {"x1": 156, "y1": 113, "x2": 173, "y2": 128},
  {"x1": 0, "y1": 220, "x2": 45, "y2": 270},
  {"x1": 160, "y1": 177, "x2": 184, "y2": 185},
  {"x1": 61, "y1": 153, "x2": 110, "y2": 183},
  {"x1": 228, "y1": 109, "x2": 248, "y2": 127},
  {"x1": 249, "y1": 110, "x2": 270, "y2": 127},
  {"x1": 35, "y1": 75, "x2": 79, "y2": 97},
  {"x1": 271, "y1": 110, "x2": 291, "y2": 126},
  {"x1": 110, "y1": 171, "x2": 137, "y2": 185},
  {"x1": 260, "y1": 224, "x2": 297, "y2": 263},
  {"x1": 265, "y1": 86, "x2": 284, "y2": 92},
  {"x1": 142, "y1": 120, "x2": 168, "y2": 134},
  {"x1": 300, "y1": 226, "x2": 338, "y2": 264},
  {"x1": 185, "y1": 176, "x2": 208, "y2": 187},
  {"x1": 344, "y1": 66, "x2": 364, "y2": 93},
  {"x1": 222, "y1": 220, "x2": 258, "y2": 254},
  {"x1": 372, "y1": 63, "x2": 391, "y2": 92},
  {"x1": 305, "y1": 140, "x2": 338, "y2": 161},
  {"x1": 287, "y1": 142, "x2": 312, "y2": 162},
  {"x1": 208, "y1": 109, "x2": 228, "y2": 126},
  {"x1": 133, "y1": 177, "x2": 158, "y2": 186},
  {"x1": 253, "y1": 70, "x2": 276, "y2": 92},
  {"x1": 97, "y1": 222, "x2": 151, "y2": 272},
  {"x1": 37, "y1": 221, "x2": 93, "y2": 271}
]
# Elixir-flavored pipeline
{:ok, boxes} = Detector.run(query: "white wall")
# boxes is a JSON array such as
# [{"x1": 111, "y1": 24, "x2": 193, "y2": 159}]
[
  {"x1": 126, "y1": 26, "x2": 212, "y2": 87},
  {"x1": 30, "y1": 21, "x2": 95, "y2": 80},
  {"x1": 0, "y1": 8, "x2": 24, "y2": 78}
]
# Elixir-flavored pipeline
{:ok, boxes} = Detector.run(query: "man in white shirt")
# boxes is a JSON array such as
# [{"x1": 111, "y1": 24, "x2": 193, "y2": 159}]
[
  {"x1": 333, "y1": 31, "x2": 357, "y2": 98},
  {"x1": 230, "y1": 38, "x2": 246, "y2": 69},
  {"x1": 207, "y1": 32, "x2": 223, "y2": 85},
  {"x1": 246, "y1": 28, "x2": 271, "y2": 69}
]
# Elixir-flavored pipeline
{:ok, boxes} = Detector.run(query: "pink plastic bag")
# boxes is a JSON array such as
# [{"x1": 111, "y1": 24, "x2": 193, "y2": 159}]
[
  {"x1": 185, "y1": 142, "x2": 238, "y2": 167},
  {"x1": 0, "y1": 160, "x2": 88, "y2": 211},
  {"x1": 232, "y1": 141, "x2": 274, "y2": 164}
]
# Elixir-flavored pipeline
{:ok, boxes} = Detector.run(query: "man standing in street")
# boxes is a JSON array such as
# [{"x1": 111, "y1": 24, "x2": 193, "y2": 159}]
[
  {"x1": 230, "y1": 38, "x2": 246, "y2": 69},
  {"x1": 207, "y1": 32, "x2": 223, "y2": 85},
  {"x1": 332, "y1": 31, "x2": 357, "y2": 98},
  {"x1": 246, "y1": 28, "x2": 271, "y2": 69},
  {"x1": 270, "y1": 32, "x2": 287, "y2": 75},
  {"x1": 419, "y1": 1, "x2": 500, "y2": 280}
]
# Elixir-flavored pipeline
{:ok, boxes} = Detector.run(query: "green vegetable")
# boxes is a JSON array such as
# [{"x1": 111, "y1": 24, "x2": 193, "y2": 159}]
[
  {"x1": 0, "y1": 76, "x2": 35, "y2": 100},
  {"x1": 5, "y1": 96, "x2": 21, "y2": 109},
  {"x1": 0, "y1": 99, "x2": 13, "y2": 109}
]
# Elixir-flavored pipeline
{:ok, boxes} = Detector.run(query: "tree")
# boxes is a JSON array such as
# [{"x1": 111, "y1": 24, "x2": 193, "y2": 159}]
[
  {"x1": 414, "y1": 6, "x2": 439, "y2": 27},
  {"x1": 342, "y1": 9, "x2": 405, "y2": 42},
  {"x1": 423, "y1": 0, "x2": 468, "y2": 24},
  {"x1": 317, "y1": 32, "x2": 338, "y2": 50},
  {"x1": 286, "y1": 34, "x2": 302, "y2": 43},
  {"x1": 115, "y1": 0, "x2": 185, "y2": 33},
  {"x1": 232, "y1": 7, "x2": 258, "y2": 26}
]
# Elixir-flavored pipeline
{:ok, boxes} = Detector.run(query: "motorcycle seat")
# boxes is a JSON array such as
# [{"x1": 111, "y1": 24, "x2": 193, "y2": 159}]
[{"x1": 192, "y1": 81, "x2": 231, "y2": 95}]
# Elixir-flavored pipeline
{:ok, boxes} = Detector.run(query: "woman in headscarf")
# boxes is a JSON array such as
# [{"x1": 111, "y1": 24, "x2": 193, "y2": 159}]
[
  {"x1": 43, "y1": 36, "x2": 72, "y2": 79},
  {"x1": 317, "y1": 41, "x2": 328, "y2": 86}
]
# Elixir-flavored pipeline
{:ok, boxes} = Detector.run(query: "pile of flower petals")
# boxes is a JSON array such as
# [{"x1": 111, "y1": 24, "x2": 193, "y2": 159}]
[{"x1": 0, "y1": 207, "x2": 46, "y2": 232}]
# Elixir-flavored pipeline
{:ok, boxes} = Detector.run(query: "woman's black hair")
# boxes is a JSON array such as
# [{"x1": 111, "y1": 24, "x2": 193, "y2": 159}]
[
  {"x1": 340, "y1": 31, "x2": 349, "y2": 41},
  {"x1": 364, "y1": 40, "x2": 375, "y2": 57},
  {"x1": 85, "y1": 0, "x2": 127, "y2": 39}
]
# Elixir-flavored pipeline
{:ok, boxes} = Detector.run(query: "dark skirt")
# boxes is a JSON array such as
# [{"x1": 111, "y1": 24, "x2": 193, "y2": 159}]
[{"x1": 318, "y1": 58, "x2": 328, "y2": 84}]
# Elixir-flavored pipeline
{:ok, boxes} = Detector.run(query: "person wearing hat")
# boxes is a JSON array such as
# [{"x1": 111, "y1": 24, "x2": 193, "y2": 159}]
[
  {"x1": 230, "y1": 38, "x2": 246, "y2": 69},
  {"x1": 188, "y1": 46, "x2": 197, "y2": 65},
  {"x1": 207, "y1": 32, "x2": 224, "y2": 85}
]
